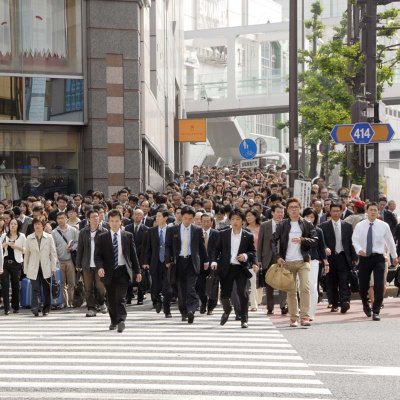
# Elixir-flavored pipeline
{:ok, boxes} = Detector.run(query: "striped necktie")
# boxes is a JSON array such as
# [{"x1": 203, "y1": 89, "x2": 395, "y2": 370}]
[{"x1": 113, "y1": 232, "x2": 119, "y2": 269}]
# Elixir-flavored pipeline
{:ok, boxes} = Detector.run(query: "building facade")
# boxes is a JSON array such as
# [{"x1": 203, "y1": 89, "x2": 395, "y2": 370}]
[{"x1": 0, "y1": 0, "x2": 184, "y2": 200}]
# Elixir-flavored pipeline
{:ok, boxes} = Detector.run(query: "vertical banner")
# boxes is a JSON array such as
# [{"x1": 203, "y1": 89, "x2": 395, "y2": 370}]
[{"x1": 293, "y1": 180, "x2": 312, "y2": 210}]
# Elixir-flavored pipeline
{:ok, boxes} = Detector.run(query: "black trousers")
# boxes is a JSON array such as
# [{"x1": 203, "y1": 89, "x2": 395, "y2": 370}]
[
  {"x1": 105, "y1": 266, "x2": 130, "y2": 325},
  {"x1": 31, "y1": 267, "x2": 51, "y2": 314},
  {"x1": 196, "y1": 269, "x2": 217, "y2": 311},
  {"x1": 358, "y1": 254, "x2": 386, "y2": 314},
  {"x1": 150, "y1": 261, "x2": 172, "y2": 314},
  {"x1": 176, "y1": 257, "x2": 199, "y2": 315},
  {"x1": 326, "y1": 252, "x2": 351, "y2": 307},
  {"x1": 220, "y1": 265, "x2": 249, "y2": 323},
  {"x1": 1, "y1": 261, "x2": 22, "y2": 312}
]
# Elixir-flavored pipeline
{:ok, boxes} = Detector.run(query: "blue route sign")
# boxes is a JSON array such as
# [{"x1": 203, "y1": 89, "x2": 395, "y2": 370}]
[
  {"x1": 239, "y1": 139, "x2": 257, "y2": 159},
  {"x1": 350, "y1": 122, "x2": 374, "y2": 144}
]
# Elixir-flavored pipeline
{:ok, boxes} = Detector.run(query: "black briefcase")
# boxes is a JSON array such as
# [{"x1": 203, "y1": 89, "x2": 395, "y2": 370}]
[
  {"x1": 205, "y1": 270, "x2": 219, "y2": 300},
  {"x1": 140, "y1": 268, "x2": 152, "y2": 292},
  {"x1": 349, "y1": 267, "x2": 359, "y2": 293}
]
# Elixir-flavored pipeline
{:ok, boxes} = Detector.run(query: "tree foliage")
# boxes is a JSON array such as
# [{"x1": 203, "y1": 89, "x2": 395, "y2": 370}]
[{"x1": 291, "y1": 1, "x2": 400, "y2": 183}]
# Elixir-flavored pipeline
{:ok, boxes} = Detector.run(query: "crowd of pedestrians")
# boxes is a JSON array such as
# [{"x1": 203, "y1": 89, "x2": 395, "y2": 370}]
[{"x1": 0, "y1": 163, "x2": 399, "y2": 331}]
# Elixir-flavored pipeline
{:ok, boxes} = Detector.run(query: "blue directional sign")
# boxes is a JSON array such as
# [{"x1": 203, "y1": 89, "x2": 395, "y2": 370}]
[
  {"x1": 350, "y1": 122, "x2": 374, "y2": 144},
  {"x1": 239, "y1": 139, "x2": 257, "y2": 159}
]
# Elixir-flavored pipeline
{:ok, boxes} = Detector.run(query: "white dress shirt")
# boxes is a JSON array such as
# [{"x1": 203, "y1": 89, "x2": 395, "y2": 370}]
[
  {"x1": 179, "y1": 224, "x2": 191, "y2": 256},
  {"x1": 352, "y1": 218, "x2": 397, "y2": 259},
  {"x1": 110, "y1": 229, "x2": 127, "y2": 266},
  {"x1": 230, "y1": 229, "x2": 242, "y2": 265},
  {"x1": 90, "y1": 230, "x2": 96, "y2": 268},
  {"x1": 332, "y1": 220, "x2": 344, "y2": 253}
]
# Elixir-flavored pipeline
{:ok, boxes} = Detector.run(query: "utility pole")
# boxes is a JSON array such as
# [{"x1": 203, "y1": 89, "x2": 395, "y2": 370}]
[
  {"x1": 363, "y1": 0, "x2": 379, "y2": 202},
  {"x1": 289, "y1": 0, "x2": 299, "y2": 192}
]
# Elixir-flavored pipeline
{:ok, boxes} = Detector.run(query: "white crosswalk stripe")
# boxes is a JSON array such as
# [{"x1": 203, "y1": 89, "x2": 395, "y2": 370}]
[{"x1": 0, "y1": 307, "x2": 333, "y2": 399}]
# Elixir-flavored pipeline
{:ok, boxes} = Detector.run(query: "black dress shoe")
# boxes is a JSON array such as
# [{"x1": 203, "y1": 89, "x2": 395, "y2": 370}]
[
  {"x1": 331, "y1": 307, "x2": 339, "y2": 312},
  {"x1": 207, "y1": 310, "x2": 213, "y2": 315},
  {"x1": 181, "y1": 316, "x2": 187, "y2": 322},
  {"x1": 363, "y1": 306, "x2": 372, "y2": 318},
  {"x1": 241, "y1": 322, "x2": 248, "y2": 328},
  {"x1": 33, "y1": 312, "x2": 39, "y2": 317},
  {"x1": 220, "y1": 312, "x2": 230, "y2": 326},
  {"x1": 340, "y1": 302, "x2": 350, "y2": 314},
  {"x1": 117, "y1": 321, "x2": 125, "y2": 333},
  {"x1": 109, "y1": 324, "x2": 117, "y2": 330},
  {"x1": 200, "y1": 305, "x2": 207, "y2": 314},
  {"x1": 155, "y1": 303, "x2": 162, "y2": 314},
  {"x1": 136, "y1": 301, "x2": 144, "y2": 305},
  {"x1": 165, "y1": 313, "x2": 172, "y2": 318},
  {"x1": 235, "y1": 315, "x2": 241, "y2": 321},
  {"x1": 267, "y1": 309, "x2": 274, "y2": 315},
  {"x1": 281, "y1": 307, "x2": 288, "y2": 315},
  {"x1": 42, "y1": 312, "x2": 49, "y2": 316},
  {"x1": 187, "y1": 312, "x2": 195, "y2": 324},
  {"x1": 12, "y1": 309, "x2": 19, "y2": 314},
  {"x1": 4, "y1": 310, "x2": 9, "y2": 316},
  {"x1": 372, "y1": 313, "x2": 381, "y2": 321}
]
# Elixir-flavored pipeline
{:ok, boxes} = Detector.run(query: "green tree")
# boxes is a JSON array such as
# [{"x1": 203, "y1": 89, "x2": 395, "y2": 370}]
[{"x1": 284, "y1": 1, "x2": 400, "y2": 184}]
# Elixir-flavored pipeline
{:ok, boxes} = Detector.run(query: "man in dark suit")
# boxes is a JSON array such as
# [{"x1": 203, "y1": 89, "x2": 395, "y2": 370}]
[
  {"x1": 141, "y1": 201, "x2": 155, "y2": 227},
  {"x1": 48, "y1": 194, "x2": 69, "y2": 224},
  {"x1": 257, "y1": 204, "x2": 287, "y2": 315},
  {"x1": 196, "y1": 213, "x2": 218, "y2": 315},
  {"x1": 95, "y1": 209, "x2": 142, "y2": 333},
  {"x1": 165, "y1": 206, "x2": 208, "y2": 324},
  {"x1": 320, "y1": 203, "x2": 357, "y2": 313},
  {"x1": 143, "y1": 210, "x2": 172, "y2": 318},
  {"x1": 340, "y1": 195, "x2": 353, "y2": 220},
  {"x1": 378, "y1": 197, "x2": 397, "y2": 234},
  {"x1": 125, "y1": 209, "x2": 148, "y2": 305},
  {"x1": 210, "y1": 209, "x2": 256, "y2": 328}
]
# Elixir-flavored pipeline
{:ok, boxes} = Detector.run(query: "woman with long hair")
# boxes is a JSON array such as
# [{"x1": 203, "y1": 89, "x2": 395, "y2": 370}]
[
  {"x1": 245, "y1": 208, "x2": 262, "y2": 311},
  {"x1": 1, "y1": 218, "x2": 26, "y2": 315}
]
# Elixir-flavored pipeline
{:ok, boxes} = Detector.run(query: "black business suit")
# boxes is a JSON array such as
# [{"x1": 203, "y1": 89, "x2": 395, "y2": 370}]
[
  {"x1": 125, "y1": 223, "x2": 148, "y2": 304},
  {"x1": 341, "y1": 208, "x2": 353, "y2": 220},
  {"x1": 320, "y1": 219, "x2": 356, "y2": 309},
  {"x1": 165, "y1": 224, "x2": 208, "y2": 318},
  {"x1": 143, "y1": 215, "x2": 155, "y2": 228},
  {"x1": 144, "y1": 226, "x2": 172, "y2": 315},
  {"x1": 94, "y1": 230, "x2": 140, "y2": 326},
  {"x1": 196, "y1": 228, "x2": 219, "y2": 313},
  {"x1": 212, "y1": 228, "x2": 256, "y2": 324}
]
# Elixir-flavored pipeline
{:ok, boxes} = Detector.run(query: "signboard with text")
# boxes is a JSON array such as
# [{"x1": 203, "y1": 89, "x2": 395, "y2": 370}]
[
  {"x1": 178, "y1": 119, "x2": 207, "y2": 142},
  {"x1": 294, "y1": 180, "x2": 312, "y2": 210}
]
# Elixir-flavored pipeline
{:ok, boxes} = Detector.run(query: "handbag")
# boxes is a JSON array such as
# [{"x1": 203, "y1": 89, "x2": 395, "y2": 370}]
[
  {"x1": 57, "y1": 229, "x2": 77, "y2": 267},
  {"x1": 140, "y1": 268, "x2": 152, "y2": 293},
  {"x1": 394, "y1": 266, "x2": 400, "y2": 288},
  {"x1": 387, "y1": 265, "x2": 398, "y2": 284},
  {"x1": 72, "y1": 270, "x2": 85, "y2": 308},
  {"x1": 265, "y1": 263, "x2": 295, "y2": 292},
  {"x1": 205, "y1": 270, "x2": 219, "y2": 300},
  {"x1": 349, "y1": 267, "x2": 359, "y2": 293}
]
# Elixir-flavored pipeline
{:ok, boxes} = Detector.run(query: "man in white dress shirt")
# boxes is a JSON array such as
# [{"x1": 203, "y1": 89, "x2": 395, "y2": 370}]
[{"x1": 352, "y1": 202, "x2": 398, "y2": 321}]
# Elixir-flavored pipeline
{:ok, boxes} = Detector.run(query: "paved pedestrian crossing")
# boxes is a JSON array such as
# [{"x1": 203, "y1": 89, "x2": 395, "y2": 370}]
[{"x1": 0, "y1": 307, "x2": 333, "y2": 399}]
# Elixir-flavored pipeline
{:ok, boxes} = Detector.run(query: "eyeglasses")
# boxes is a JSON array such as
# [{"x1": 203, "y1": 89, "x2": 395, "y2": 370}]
[{"x1": 288, "y1": 206, "x2": 300, "y2": 209}]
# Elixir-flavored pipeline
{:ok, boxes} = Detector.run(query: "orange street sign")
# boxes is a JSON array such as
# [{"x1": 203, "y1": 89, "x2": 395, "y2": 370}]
[{"x1": 178, "y1": 119, "x2": 207, "y2": 142}]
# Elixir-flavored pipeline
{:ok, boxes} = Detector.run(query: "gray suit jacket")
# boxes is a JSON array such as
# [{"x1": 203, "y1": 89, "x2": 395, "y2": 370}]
[{"x1": 257, "y1": 219, "x2": 274, "y2": 268}]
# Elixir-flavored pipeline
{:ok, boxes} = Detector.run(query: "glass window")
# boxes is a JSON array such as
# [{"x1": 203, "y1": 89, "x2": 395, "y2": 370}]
[
  {"x1": 0, "y1": 76, "x2": 23, "y2": 120},
  {"x1": 0, "y1": 0, "x2": 82, "y2": 74},
  {"x1": 0, "y1": 129, "x2": 79, "y2": 199},
  {"x1": 25, "y1": 77, "x2": 84, "y2": 122}
]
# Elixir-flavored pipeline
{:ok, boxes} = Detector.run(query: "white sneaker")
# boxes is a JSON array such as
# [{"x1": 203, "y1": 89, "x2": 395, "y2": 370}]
[{"x1": 100, "y1": 304, "x2": 108, "y2": 314}]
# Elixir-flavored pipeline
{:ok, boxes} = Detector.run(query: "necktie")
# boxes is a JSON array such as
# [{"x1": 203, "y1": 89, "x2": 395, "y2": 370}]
[
  {"x1": 204, "y1": 231, "x2": 209, "y2": 251},
  {"x1": 366, "y1": 223, "x2": 373, "y2": 256},
  {"x1": 112, "y1": 232, "x2": 119, "y2": 269},
  {"x1": 182, "y1": 227, "x2": 189, "y2": 257},
  {"x1": 159, "y1": 229, "x2": 165, "y2": 263},
  {"x1": 134, "y1": 225, "x2": 138, "y2": 237},
  {"x1": 334, "y1": 222, "x2": 342, "y2": 254}
]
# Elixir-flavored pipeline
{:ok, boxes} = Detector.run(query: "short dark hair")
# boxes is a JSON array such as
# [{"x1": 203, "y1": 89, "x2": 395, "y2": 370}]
[
  {"x1": 269, "y1": 194, "x2": 283, "y2": 203},
  {"x1": 32, "y1": 206, "x2": 44, "y2": 213},
  {"x1": 108, "y1": 209, "x2": 122, "y2": 219},
  {"x1": 92, "y1": 191, "x2": 104, "y2": 199},
  {"x1": 229, "y1": 208, "x2": 246, "y2": 221},
  {"x1": 73, "y1": 194, "x2": 83, "y2": 200},
  {"x1": 302, "y1": 208, "x2": 319, "y2": 227},
  {"x1": 157, "y1": 210, "x2": 169, "y2": 219},
  {"x1": 181, "y1": 206, "x2": 196, "y2": 217},
  {"x1": 86, "y1": 209, "x2": 99, "y2": 219},
  {"x1": 271, "y1": 204, "x2": 285, "y2": 213},
  {"x1": 286, "y1": 197, "x2": 301, "y2": 208},
  {"x1": 245, "y1": 208, "x2": 261, "y2": 225},
  {"x1": 56, "y1": 211, "x2": 67, "y2": 219},
  {"x1": 57, "y1": 194, "x2": 69, "y2": 203},
  {"x1": 330, "y1": 203, "x2": 342, "y2": 211},
  {"x1": 366, "y1": 202, "x2": 379, "y2": 210}
]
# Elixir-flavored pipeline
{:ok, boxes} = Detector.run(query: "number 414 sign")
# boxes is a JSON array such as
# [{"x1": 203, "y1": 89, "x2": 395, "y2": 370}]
[{"x1": 350, "y1": 123, "x2": 373, "y2": 144}]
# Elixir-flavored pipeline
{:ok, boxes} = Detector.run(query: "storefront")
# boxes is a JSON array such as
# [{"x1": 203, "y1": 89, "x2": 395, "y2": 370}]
[{"x1": 0, "y1": 0, "x2": 84, "y2": 200}]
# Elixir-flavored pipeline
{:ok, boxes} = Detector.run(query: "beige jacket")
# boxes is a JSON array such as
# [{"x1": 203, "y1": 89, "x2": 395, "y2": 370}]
[{"x1": 24, "y1": 232, "x2": 58, "y2": 280}]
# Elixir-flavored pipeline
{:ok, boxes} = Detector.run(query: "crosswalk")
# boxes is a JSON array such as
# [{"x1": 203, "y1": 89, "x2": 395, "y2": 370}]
[{"x1": 0, "y1": 306, "x2": 333, "y2": 399}]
